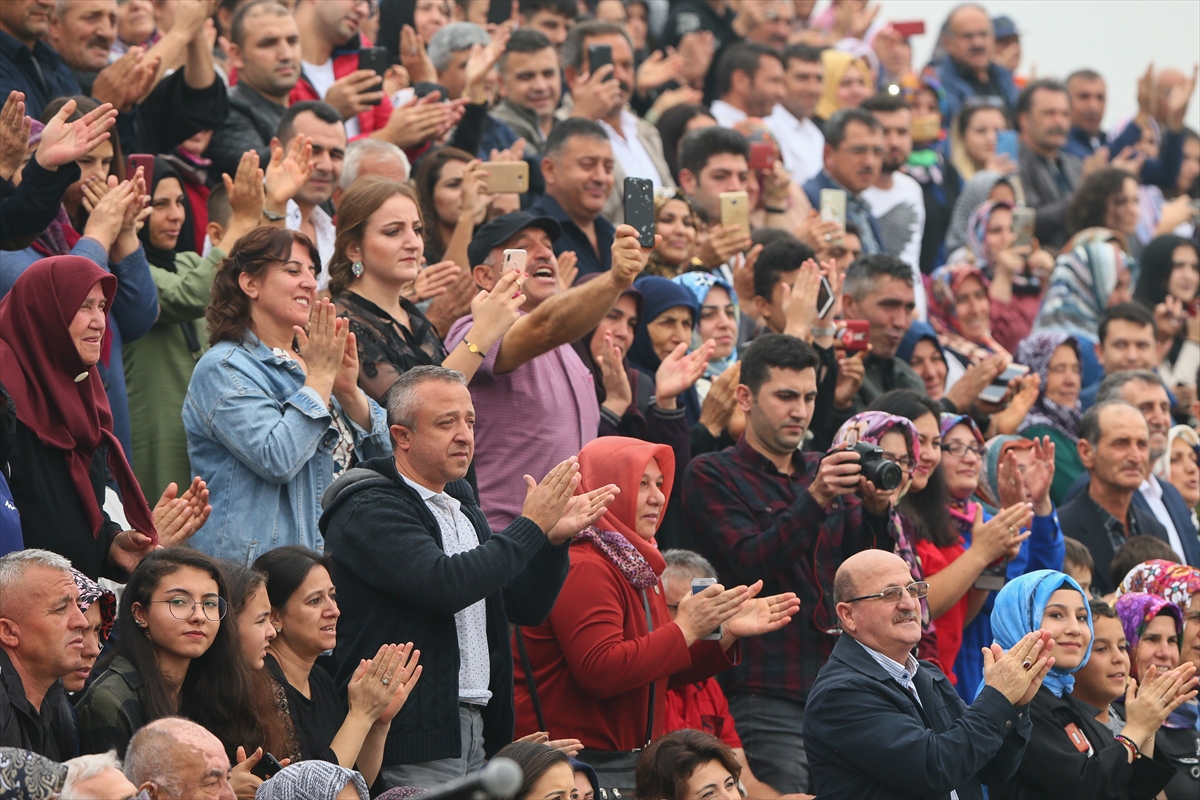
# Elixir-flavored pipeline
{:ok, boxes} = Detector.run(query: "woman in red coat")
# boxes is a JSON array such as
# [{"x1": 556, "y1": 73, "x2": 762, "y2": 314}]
[{"x1": 512, "y1": 437, "x2": 799, "y2": 751}]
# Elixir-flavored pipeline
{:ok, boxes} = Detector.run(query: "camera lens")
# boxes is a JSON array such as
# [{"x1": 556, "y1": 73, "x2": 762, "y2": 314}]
[{"x1": 864, "y1": 459, "x2": 903, "y2": 491}]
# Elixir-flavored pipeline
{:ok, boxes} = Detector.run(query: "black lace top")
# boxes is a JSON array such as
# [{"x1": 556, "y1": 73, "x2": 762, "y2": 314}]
[{"x1": 334, "y1": 292, "x2": 448, "y2": 403}]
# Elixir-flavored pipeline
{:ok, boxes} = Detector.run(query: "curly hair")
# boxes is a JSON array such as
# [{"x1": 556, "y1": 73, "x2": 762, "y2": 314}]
[
  {"x1": 1067, "y1": 167, "x2": 1134, "y2": 237},
  {"x1": 327, "y1": 177, "x2": 424, "y2": 298},
  {"x1": 635, "y1": 730, "x2": 742, "y2": 800},
  {"x1": 206, "y1": 227, "x2": 321, "y2": 346}
]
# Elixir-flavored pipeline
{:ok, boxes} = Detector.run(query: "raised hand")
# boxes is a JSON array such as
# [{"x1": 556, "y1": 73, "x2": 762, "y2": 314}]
[
  {"x1": 1166, "y1": 64, "x2": 1198, "y2": 130},
  {"x1": 0, "y1": 91, "x2": 30, "y2": 181},
  {"x1": 1023, "y1": 436, "x2": 1056, "y2": 514},
  {"x1": 463, "y1": 34, "x2": 507, "y2": 103},
  {"x1": 467, "y1": 268, "x2": 525, "y2": 350},
  {"x1": 988, "y1": 373, "x2": 1041, "y2": 437},
  {"x1": 348, "y1": 645, "x2": 408, "y2": 722},
  {"x1": 153, "y1": 476, "x2": 211, "y2": 546},
  {"x1": 82, "y1": 178, "x2": 138, "y2": 252},
  {"x1": 833, "y1": 348, "x2": 867, "y2": 410},
  {"x1": 547, "y1": 483, "x2": 620, "y2": 545},
  {"x1": 723, "y1": 581, "x2": 801, "y2": 639},
  {"x1": 400, "y1": 24, "x2": 436, "y2": 84},
  {"x1": 780, "y1": 258, "x2": 823, "y2": 340},
  {"x1": 296, "y1": 299, "x2": 349, "y2": 399},
  {"x1": 92, "y1": 47, "x2": 161, "y2": 112},
  {"x1": 610, "y1": 225, "x2": 652, "y2": 287},
  {"x1": 1123, "y1": 663, "x2": 1199, "y2": 745},
  {"x1": 376, "y1": 643, "x2": 423, "y2": 725},
  {"x1": 697, "y1": 223, "x2": 752, "y2": 269},
  {"x1": 698, "y1": 361, "x2": 740, "y2": 438},
  {"x1": 655, "y1": 340, "x2": 716, "y2": 405},
  {"x1": 35, "y1": 99, "x2": 117, "y2": 171},
  {"x1": 264, "y1": 135, "x2": 313, "y2": 209},
  {"x1": 515, "y1": 732, "x2": 584, "y2": 758},
  {"x1": 381, "y1": 92, "x2": 454, "y2": 149},
  {"x1": 982, "y1": 629, "x2": 1055, "y2": 705},
  {"x1": 971, "y1": 503, "x2": 1033, "y2": 564},
  {"x1": 325, "y1": 69, "x2": 385, "y2": 121},
  {"x1": 520, "y1": 457, "x2": 582, "y2": 535},
  {"x1": 108, "y1": 529, "x2": 160, "y2": 574},
  {"x1": 489, "y1": 137, "x2": 526, "y2": 165},
  {"x1": 636, "y1": 48, "x2": 685, "y2": 92},
  {"x1": 556, "y1": 250, "x2": 579, "y2": 291},
  {"x1": 674, "y1": 581, "x2": 751, "y2": 645},
  {"x1": 569, "y1": 64, "x2": 623, "y2": 122},
  {"x1": 595, "y1": 329, "x2": 633, "y2": 417},
  {"x1": 677, "y1": 31, "x2": 715, "y2": 88},
  {"x1": 405, "y1": 260, "x2": 462, "y2": 302},
  {"x1": 946, "y1": 352, "x2": 1009, "y2": 413}
]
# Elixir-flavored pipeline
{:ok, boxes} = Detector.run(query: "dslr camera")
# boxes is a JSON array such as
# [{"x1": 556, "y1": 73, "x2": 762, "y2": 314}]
[{"x1": 839, "y1": 441, "x2": 903, "y2": 491}]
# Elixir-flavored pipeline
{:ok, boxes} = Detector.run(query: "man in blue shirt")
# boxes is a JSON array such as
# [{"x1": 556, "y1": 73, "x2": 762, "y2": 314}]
[
  {"x1": 0, "y1": 0, "x2": 81, "y2": 120},
  {"x1": 929, "y1": 4, "x2": 1019, "y2": 127},
  {"x1": 802, "y1": 108, "x2": 886, "y2": 258}
]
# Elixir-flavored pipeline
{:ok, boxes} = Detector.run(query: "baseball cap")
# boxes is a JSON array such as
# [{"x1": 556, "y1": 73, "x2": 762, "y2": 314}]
[
  {"x1": 467, "y1": 212, "x2": 562, "y2": 268},
  {"x1": 992, "y1": 15, "x2": 1019, "y2": 39}
]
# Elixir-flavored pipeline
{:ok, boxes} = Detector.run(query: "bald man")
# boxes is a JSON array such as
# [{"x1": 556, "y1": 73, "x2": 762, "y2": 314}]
[
  {"x1": 123, "y1": 717, "x2": 235, "y2": 800},
  {"x1": 802, "y1": 551, "x2": 1050, "y2": 800}
]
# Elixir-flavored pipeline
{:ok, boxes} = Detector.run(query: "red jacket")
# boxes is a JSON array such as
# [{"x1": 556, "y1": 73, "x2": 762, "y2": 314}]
[
  {"x1": 288, "y1": 35, "x2": 392, "y2": 140},
  {"x1": 512, "y1": 538, "x2": 738, "y2": 751},
  {"x1": 665, "y1": 678, "x2": 743, "y2": 749}
]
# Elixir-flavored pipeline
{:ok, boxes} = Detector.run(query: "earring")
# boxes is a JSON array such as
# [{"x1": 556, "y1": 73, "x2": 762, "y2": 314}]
[{"x1": 351, "y1": 261, "x2": 364, "y2": 278}]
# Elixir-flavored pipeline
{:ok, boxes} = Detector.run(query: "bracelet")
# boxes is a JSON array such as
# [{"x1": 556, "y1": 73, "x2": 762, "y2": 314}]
[
  {"x1": 811, "y1": 326, "x2": 838, "y2": 337},
  {"x1": 462, "y1": 340, "x2": 486, "y2": 357},
  {"x1": 1114, "y1": 734, "x2": 1142, "y2": 759}
]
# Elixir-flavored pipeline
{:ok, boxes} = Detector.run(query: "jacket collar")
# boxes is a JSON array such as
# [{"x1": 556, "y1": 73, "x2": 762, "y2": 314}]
[
  {"x1": 0, "y1": 647, "x2": 65, "y2": 716},
  {"x1": 732, "y1": 435, "x2": 809, "y2": 478}
]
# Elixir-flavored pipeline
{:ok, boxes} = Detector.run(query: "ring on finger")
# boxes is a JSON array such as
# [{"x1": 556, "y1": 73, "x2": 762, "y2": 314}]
[{"x1": 1022, "y1": 659, "x2": 1033, "y2": 670}]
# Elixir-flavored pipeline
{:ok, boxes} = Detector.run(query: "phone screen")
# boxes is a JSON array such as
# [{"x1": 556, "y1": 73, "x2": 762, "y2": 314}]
[{"x1": 996, "y1": 130, "x2": 1019, "y2": 162}]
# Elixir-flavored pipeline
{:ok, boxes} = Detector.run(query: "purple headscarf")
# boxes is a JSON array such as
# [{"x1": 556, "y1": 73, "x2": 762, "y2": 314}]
[{"x1": 1014, "y1": 332, "x2": 1082, "y2": 439}]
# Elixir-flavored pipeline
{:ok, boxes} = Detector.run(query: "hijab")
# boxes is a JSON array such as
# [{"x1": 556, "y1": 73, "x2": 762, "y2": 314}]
[
  {"x1": 946, "y1": 171, "x2": 1018, "y2": 254},
  {"x1": 1014, "y1": 332, "x2": 1082, "y2": 439},
  {"x1": 896, "y1": 319, "x2": 947, "y2": 365},
  {"x1": 672, "y1": 272, "x2": 739, "y2": 379},
  {"x1": 1154, "y1": 424, "x2": 1200, "y2": 483},
  {"x1": 815, "y1": 50, "x2": 871, "y2": 120},
  {"x1": 989, "y1": 570, "x2": 1094, "y2": 697},
  {"x1": 138, "y1": 157, "x2": 196, "y2": 272},
  {"x1": 26, "y1": 120, "x2": 81, "y2": 259},
  {"x1": 643, "y1": 191, "x2": 701, "y2": 278},
  {"x1": 927, "y1": 262, "x2": 1006, "y2": 365},
  {"x1": 964, "y1": 199, "x2": 1041, "y2": 289},
  {"x1": 570, "y1": 277, "x2": 643, "y2": 406},
  {"x1": 977, "y1": 435, "x2": 1035, "y2": 510},
  {"x1": 256, "y1": 762, "x2": 368, "y2": 800},
  {"x1": 1116, "y1": 559, "x2": 1200, "y2": 613},
  {"x1": 70, "y1": 567, "x2": 117, "y2": 640},
  {"x1": 1034, "y1": 228, "x2": 1137, "y2": 340},
  {"x1": 1134, "y1": 234, "x2": 1196, "y2": 310},
  {"x1": 0, "y1": 749, "x2": 65, "y2": 800},
  {"x1": 628, "y1": 277, "x2": 702, "y2": 424},
  {"x1": 940, "y1": 412, "x2": 986, "y2": 522},
  {"x1": 1116, "y1": 591, "x2": 1183, "y2": 667},
  {"x1": 0, "y1": 257, "x2": 157, "y2": 540},
  {"x1": 574, "y1": 436, "x2": 674, "y2": 588}
]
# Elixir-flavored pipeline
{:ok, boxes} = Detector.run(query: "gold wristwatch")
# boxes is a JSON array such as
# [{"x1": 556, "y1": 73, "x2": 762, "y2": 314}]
[{"x1": 463, "y1": 340, "x2": 485, "y2": 356}]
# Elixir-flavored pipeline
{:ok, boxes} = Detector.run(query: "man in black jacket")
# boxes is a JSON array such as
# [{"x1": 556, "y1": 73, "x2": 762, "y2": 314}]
[
  {"x1": 803, "y1": 550, "x2": 1047, "y2": 800},
  {"x1": 320, "y1": 365, "x2": 616, "y2": 791},
  {"x1": 0, "y1": 549, "x2": 88, "y2": 760}
]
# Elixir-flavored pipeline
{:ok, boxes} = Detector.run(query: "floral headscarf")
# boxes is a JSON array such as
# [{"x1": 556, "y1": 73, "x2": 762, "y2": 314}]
[
  {"x1": 1033, "y1": 228, "x2": 1138, "y2": 340},
  {"x1": 927, "y1": 262, "x2": 1006, "y2": 365},
  {"x1": 673, "y1": 272, "x2": 739, "y2": 379},
  {"x1": 0, "y1": 748, "x2": 66, "y2": 800},
  {"x1": 1116, "y1": 559, "x2": 1200, "y2": 613},
  {"x1": 1116, "y1": 591, "x2": 1183, "y2": 665},
  {"x1": 70, "y1": 567, "x2": 116, "y2": 640},
  {"x1": 989, "y1": 570, "x2": 1093, "y2": 697},
  {"x1": 643, "y1": 191, "x2": 700, "y2": 278},
  {"x1": 946, "y1": 171, "x2": 1019, "y2": 254},
  {"x1": 1014, "y1": 332, "x2": 1082, "y2": 439}
]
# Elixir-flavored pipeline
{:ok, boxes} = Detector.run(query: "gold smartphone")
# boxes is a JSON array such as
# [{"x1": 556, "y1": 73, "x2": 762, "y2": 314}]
[
  {"x1": 719, "y1": 191, "x2": 750, "y2": 233},
  {"x1": 484, "y1": 161, "x2": 529, "y2": 194}
]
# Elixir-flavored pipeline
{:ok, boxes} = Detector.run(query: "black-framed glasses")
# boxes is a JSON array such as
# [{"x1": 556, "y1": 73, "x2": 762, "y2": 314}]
[
  {"x1": 882, "y1": 454, "x2": 917, "y2": 473},
  {"x1": 150, "y1": 596, "x2": 228, "y2": 621},
  {"x1": 846, "y1": 581, "x2": 929, "y2": 604},
  {"x1": 942, "y1": 442, "x2": 986, "y2": 458}
]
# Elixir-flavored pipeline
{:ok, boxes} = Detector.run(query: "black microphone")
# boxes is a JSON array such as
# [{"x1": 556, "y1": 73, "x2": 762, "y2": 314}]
[{"x1": 417, "y1": 758, "x2": 524, "y2": 800}]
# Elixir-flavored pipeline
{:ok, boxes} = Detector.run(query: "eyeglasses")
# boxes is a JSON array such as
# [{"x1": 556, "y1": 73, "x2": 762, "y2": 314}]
[
  {"x1": 150, "y1": 596, "x2": 228, "y2": 621},
  {"x1": 1047, "y1": 363, "x2": 1082, "y2": 376},
  {"x1": 845, "y1": 581, "x2": 929, "y2": 604},
  {"x1": 942, "y1": 442, "x2": 986, "y2": 458},
  {"x1": 882, "y1": 454, "x2": 917, "y2": 473}
]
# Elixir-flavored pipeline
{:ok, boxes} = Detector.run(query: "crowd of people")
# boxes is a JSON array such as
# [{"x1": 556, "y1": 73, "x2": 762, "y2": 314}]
[{"x1": 1, "y1": 0, "x2": 1199, "y2": 798}]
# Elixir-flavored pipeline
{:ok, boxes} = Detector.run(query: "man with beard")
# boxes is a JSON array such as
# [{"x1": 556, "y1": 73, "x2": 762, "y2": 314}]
[
  {"x1": 560, "y1": 20, "x2": 674, "y2": 226},
  {"x1": 765, "y1": 43, "x2": 825, "y2": 186},
  {"x1": 861, "y1": 93, "x2": 927, "y2": 319},
  {"x1": 1017, "y1": 79, "x2": 1084, "y2": 251},
  {"x1": 802, "y1": 108, "x2": 886, "y2": 258},
  {"x1": 708, "y1": 41, "x2": 785, "y2": 129}
]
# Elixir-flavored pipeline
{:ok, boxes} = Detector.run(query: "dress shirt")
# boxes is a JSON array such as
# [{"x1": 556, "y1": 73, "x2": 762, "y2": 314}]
[
  {"x1": 526, "y1": 192, "x2": 614, "y2": 276},
  {"x1": 286, "y1": 200, "x2": 336, "y2": 289},
  {"x1": 861, "y1": 641, "x2": 923, "y2": 706},
  {"x1": 765, "y1": 104, "x2": 825, "y2": 185},
  {"x1": 1139, "y1": 475, "x2": 1185, "y2": 559},
  {"x1": 599, "y1": 109, "x2": 663, "y2": 189},
  {"x1": 709, "y1": 99, "x2": 748, "y2": 128}
]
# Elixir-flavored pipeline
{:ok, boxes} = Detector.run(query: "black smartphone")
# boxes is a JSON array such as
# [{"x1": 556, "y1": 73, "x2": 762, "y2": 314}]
[
  {"x1": 249, "y1": 752, "x2": 284, "y2": 781},
  {"x1": 587, "y1": 44, "x2": 613, "y2": 80},
  {"x1": 357, "y1": 46, "x2": 389, "y2": 105},
  {"x1": 624, "y1": 177, "x2": 655, "y2": 248}
]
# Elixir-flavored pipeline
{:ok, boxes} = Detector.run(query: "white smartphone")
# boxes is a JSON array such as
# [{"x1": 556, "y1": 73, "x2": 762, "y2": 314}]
[
  {"x1": 978, "y1": 363, "x2": 1031, "y2": 404},
  {"x1": 691, "y1": 577, "x2": 722, "y2": 640},
  {"x1": 502, "y1": 248, "x2": 527, "y2": 274},
  {"x1": 816, "y1": 274, "x2": 835, "y2": 319},
  {"x1": 819, "y1": 188, "x2": 847, "y2": 228}
]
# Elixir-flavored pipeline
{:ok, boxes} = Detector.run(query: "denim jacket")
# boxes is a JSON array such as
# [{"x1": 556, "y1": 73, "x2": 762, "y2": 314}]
[{"x1": 183, "y1": 331, "x2": 390, "y2": 563}]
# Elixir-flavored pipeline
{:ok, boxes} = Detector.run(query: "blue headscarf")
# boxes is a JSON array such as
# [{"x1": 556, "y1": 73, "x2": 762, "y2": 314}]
[
  {"x1": 897, "y1": 319, "x2": 947, "y2": 365},
  {"x1": 628, "y1": 276, "x2": 703, "y2": 424},
  {"x1": 672, "y1": 272, "x2": 739, "y2": 379},
  {"x1": 988, "y1": 570, "x2": 1094, "y2": 698}
]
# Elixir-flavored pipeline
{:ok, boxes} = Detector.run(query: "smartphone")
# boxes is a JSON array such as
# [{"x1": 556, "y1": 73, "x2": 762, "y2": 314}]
[
  {"x1": 891, "y1": 20, "x2": 926, "y2": 37},
  {"x1": 1012, "y1": 207, "x2": 1036, "y2": 248},
  {"x1": 748, "y1": 142, "x2": 776, "y2": 171},
  {"x1": 978, "y1": 363, "x2": 1030, "y2": 404},
  {"x1": 996, "y1": 129, "x2": 1019, "y2": 162},
  {"x1": 839, "y1": 320, "x2": 869, "y2": 352},
  {"x1": 484, "y1": 160, "x2": 529, "y2": 194},
  {"x1": 819, "y1": 188, "x2": 847, "y2": 228},
  {"x1": 624, "y1": 177, "x2": 656, "y2": 248},
  {"x1": 502, "y1": 249, "x2": 527, "y2": 274},
  {"x1": 249, "y1": 752, "x2": 284, "y2": 781},
  {"x1": 719, "y1": 191, "x2": 750, "y2": 234},
  {"x1": 587, "y1": 44, "x2": 613, "y2": 80},
  {"x1": 816, "y1": 275, "x2": 835, "y2": 319},
  {"x1": 691, "y1": 578, "x2": 722, "y2": 640},
  {"x1": 357, "y1": 46, "x2": 389, "y2": 106},
  {"x1": 126, "y1": 153, "x2": 154, "y2": 181},
  {"x1": 911, "y1": 114, "x2": 941, "y2": 143}
]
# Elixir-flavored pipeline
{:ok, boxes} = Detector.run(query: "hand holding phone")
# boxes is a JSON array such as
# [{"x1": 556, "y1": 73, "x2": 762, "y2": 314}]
[
  {"x1": 690, "y1": 578, "x2": 723, "y2": 641},
  {"x1": 624, "y1": 177, "x2": 656, "y2": 248},
  {"x1": 127, "y1": 153, "x2": 154, "y2": 181},
  {"x1": 502, "y1": 249, "x2": 527, "y2": 274},
  {"x1": 587, "y1": 44, "x2": 613, "y2": 80},
  {"x1": 996, "y1": 130, "x2": 1019, "y2": 162},
  {"x1": 249, "y1": 752, "x2": 285, "y2": 781},
  {"x1": 839, "y1": 320, "x2": 870, "y2": 352},
  {"x1": 819, "y1": 188, "x2": 847, "y2": 229},
  {"x1": 357, "y1": 46, "x2": 389, "y2": 106}
]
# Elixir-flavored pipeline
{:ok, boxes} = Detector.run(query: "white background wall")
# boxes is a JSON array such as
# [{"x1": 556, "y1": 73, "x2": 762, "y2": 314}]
[{"x1": 817, "y1": 0, "x2": 1200, "y2": 131}]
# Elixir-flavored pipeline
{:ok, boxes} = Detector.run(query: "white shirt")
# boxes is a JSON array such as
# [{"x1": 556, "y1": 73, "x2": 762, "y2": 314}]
[
  {"x1": 286, "y1": 200, "x2": 336, "y2": 291},
  {"x1": 1139, "y1": 475, "x2": 1186, "y2": 559},
  {"x1": 399, "y1": 474, "x2": 493, "y2": 705},
  {"x1": 862, "y1": 172, "x2": 928, "y2": 320},
  {"x1": 598, "y1": 109, "x2": 663, "y2": 189},
  {"x1": 302, "y1": 58, "x2": 361, "y2": 139},
  {"x1": 709, "y1": 99, "x2": 748, "y2": 128},
  {"x1": 764, "y1": 104, "x2": 824, "y2": 185}
]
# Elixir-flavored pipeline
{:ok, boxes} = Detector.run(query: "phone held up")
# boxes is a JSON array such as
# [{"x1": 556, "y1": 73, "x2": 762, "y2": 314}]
[
  {"x1": 719, "y1": 191, "x2": 750, "y2": 234},
  {"x1": 484, "y1": 161, "x2": 530, "y2": 194},
  {"x1": 587, "y1": 44, "x2": 613, "y2": 80},
  {"x1": 691, "y1": 577, "x2": 723, "y2": 640},
  {"x1": 126, "y1": 153, "x2": 154, "y2": 180},
  {"x1": 624, "y1": 177, "x2": 656, "y2": 248},
  {"x1": 502, "y1": 249, "x2": 527, "y2": 274},
  {"x1": 357, "y1": 46, "x2": 389, "y2": 106}
]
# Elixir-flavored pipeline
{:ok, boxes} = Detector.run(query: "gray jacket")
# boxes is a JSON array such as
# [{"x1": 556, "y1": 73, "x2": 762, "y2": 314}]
[
  {"x1": 490, "y1": 99, "x2": 548, "y2": 155},
  {"x1": 1018, "y1": 143, "x2": 1084, "y2": 251},
  {"x1": 205, "y1": 82, "x2": 287, "y2": 184}
]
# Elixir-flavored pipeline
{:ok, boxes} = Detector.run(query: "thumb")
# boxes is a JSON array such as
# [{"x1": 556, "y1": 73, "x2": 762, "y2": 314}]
[
  {"x1": 981, "y1": 645, "x2": 996, "y2": 669},
  {"x1": 973, "y1": 504, "x2": 984, "y2": 526},
  {"x1": 524, "y1": 474, "x2": 538, "y2": 495},
  {"x1": 1127, "y1": 676, "x2": 1138, "y2": 704},
  {"x1": 236, "y1": 746, "x2": 247, "y2": 764},
  {"x1": 853, "y1": 348, "x2": 869, "y2": 363}
]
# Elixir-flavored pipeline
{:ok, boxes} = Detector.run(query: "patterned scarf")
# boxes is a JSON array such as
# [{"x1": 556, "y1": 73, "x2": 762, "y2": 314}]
[
  {"x1": 0, "y1": 748, "x2": 66, "y2": 800},
  {"x1": 966, "y1": 199, "x2": 1041, "y2": 291},
  {"x1": 255, "y1": 761, "x2": 368, "y2": 800},
  {"x1": 70, "y1": 567, "x2": 116, "y2": 640},
  {"x1": 1034, "y1": 228, "x2": 1138, "y2": 339},
  {"x1": 927, "y1": 262, "x2": 1007, "y2": 366},
  {"x1": 673, "y1": 271, "x2": 739, "y2": 379},
  {"x1": 940, "y1": 412, "x2": 986, "y2": 533},
  {"x1": 1013, "y1": 332, "x2": 1083, "y2": 439},
  {"x1": 575, "y1": 526, "x2": 659, "y2": 590},
  {"x1": 1116, "y1": 559, "x2": 1200, "y2": 609}
]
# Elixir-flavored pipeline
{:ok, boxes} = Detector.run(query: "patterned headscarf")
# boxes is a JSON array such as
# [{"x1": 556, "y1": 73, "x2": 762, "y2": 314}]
[
  {"x1": 1116, "y1": 559, "x2": 1200, "y2": 613},
  {"x1": 927, "y1": 262, "x2": 1006, "y2": 365},
  {"x1": 1014, "y1": 332, "x2": 1082, "y2": 440},
  {"x1": 963, "y1": 199, "x2": 1041, "y2": 290},
  {"x1": 1033, "y1": 228, "x2": 1138, "y2": 340},
  {"x1": 946, "y1": 171, "x2": 1019, "y2": 254},
  {"x1": 255, "y1": 762, "x2": 368, "y2": 800},
  {"x1": 70, "y1": 567, "x2": 116, "y2": 640},
  {"x1": 0, "y1": 748, "x2": 66, "y2": 800},
  {"x1": 977, "y1": 435, "x2": 1035, "y2": 511},
  {"x1": 643, "y1": 191, "x2": 701, "y2": 278},
  {"x1": 989, "y1": 570, "x2": 1093, "y2": 697},
  {"x1": 940, "y1": 413, "x2": 985, "y2": 518},
  {"x1": 1116, "y1": 591, "x2": 1183, "y2": 666},
  {"x1": 673, "y1": 272, "x2": 739, "y2": 379}
]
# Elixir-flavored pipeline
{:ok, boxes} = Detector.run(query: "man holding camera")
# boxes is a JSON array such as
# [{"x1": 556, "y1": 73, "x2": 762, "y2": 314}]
[{"x1": 682, "y1": 333, "x2": 897, "y2": 797}]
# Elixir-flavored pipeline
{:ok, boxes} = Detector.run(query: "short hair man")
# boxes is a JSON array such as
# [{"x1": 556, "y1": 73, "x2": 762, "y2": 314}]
[
  {"x1": 677, "y1": 126, "x2": 753, "y2": 270},
  {"x1": 751, "y1": 237, "x2": 817, "y2": 335},
  {"x1": 206, "y1": 0, "x2": 302, "y2": 178},
  {"x1": 333, "y1": 137, "x2": 410, "y2": 205},
  {"x1": 1017, "y1": 79, "x2": 1084, "y2": 250},
  {"x1": 710, "y1": 42, "x2": 785, "y2": 128},
  {"x1": 764, "y1": 44, "x2": 826, "y2": 186},
  {"x1": 683, "y1": 333, "x2": 898, "y2": 794},
  {"x1": 123, "y1": 717, "x2": 235, "y2": 800},
  {"x1": 560, "y1": 20, "x2": 676, "y2": 225},
  {"x1": 444, "y1": 211, "x2": 648, "y2": 533},
  {"x1": 323, "y1": 366, "x2": 606, "y2": 787},
  {"x1": 803, "y1": 549, "x2": 1038, "y2": 798},
  {"x1": 802, "y1": 108, "x2": 887, "y2": 257},
  {"x1": 62, "y1": 751, "x2": 139, "y2": 800},
  {"x1": 518, "y1": 0, "x2": 575, "y2": 52},
  {"x1": 1058, "y1": 400, "x2": 1172, "y2": 595},
  {"x1": 860, "y1": 93, "x2": 928, "y2": 318},
  {"x1": 1080, "y1": 303, "x2": 1159, "y2": 408},
  {"x1": 929, "y1": 3, "x2": 1019, "y2": 126},
  {"x1": 46, "y1": 0, "x2": 117, "y2": 75},
  {"x1": 0, "y1": 549, "x2": 88, "y2": 760},
  {"x1": 491, "y1": 27, "x2": 561, "y2": 154}
]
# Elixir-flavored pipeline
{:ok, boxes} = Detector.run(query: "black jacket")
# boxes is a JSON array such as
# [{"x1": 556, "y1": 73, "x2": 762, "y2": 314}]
[
  {"x1": 0, "y1": 649, "x2": 77, "y2": 761},
  {"x1": 990, "y1": 688, "x2": 1174, "y2": 800},
  {"x1": 0, "y1": 158, "x2": 80, "y2": 251},
  {"x1": 803, "y1": 634, "x2": 1029, "y2": 800},
  {"x1": 319, "y1": 457, "x2": 570, "y2": 766},
  {"x1": 1057, "y1": 491, "x2": 1170, "y2": 596}
]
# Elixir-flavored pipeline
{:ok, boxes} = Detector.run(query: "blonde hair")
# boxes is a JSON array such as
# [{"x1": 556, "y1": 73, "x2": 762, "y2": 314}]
[{"x1": 327, "y1": 177, "x2": 424, "y2": 297}]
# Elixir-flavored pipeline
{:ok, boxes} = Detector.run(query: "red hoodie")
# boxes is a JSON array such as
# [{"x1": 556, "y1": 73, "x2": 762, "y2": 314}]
[{"x1": 287, "y1": 34, "x2": 392, "y2": 140}]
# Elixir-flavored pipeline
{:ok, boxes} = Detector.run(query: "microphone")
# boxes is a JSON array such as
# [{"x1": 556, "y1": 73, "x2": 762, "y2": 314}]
[{"x1": 418, "y1": 758, "x2": 524, "y2": 800}]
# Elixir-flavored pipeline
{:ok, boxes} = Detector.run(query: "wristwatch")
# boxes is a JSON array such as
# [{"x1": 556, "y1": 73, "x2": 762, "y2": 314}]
[
  {"x1": 262, "y1": 207, "x2": 286, "y2": 222},
  {"x1": 811, "y1": 326, "x2": 838, "y2": 337},
  {"x1": 463, "y1": 340, "x2": 485, "y2": 356}
]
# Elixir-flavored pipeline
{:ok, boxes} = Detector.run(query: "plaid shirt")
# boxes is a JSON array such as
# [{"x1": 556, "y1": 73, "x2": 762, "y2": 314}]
[{"x1": 682, "y1": 437, "x2": 891, "y2": 702}]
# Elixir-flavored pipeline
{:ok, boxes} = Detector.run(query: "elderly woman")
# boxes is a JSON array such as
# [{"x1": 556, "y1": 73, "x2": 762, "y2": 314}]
[
  {"x1": 64, "y1": 568, "x2": 116, "y2": 696},
  {"x1": 927, "y1": 262, "x2": 1009, "y2": 373},
  {"x1": 183, "y1": 227, "x2": 390, "y2": 563},
  {"x1": 512, "y1": 437, "x2": 797, "y2": 793},
  {"x1": 255, "y1": 761, "x2": 369, "y2": 800},
  {"x1": 1015, "y1": 332, "x2": 1086, "y2": 505},
  {"x1": 1117, "y1": 560, "x2": 1200, "y2": 672}
]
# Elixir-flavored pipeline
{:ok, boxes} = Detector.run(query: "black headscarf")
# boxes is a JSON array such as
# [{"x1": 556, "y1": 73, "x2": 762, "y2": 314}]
[
  {"x1": 1134, "y1": 234, "x2": 1197, "y2": 309},
  {"x1": 137, "y1": 157, "x2": 196, "y2": 272}
]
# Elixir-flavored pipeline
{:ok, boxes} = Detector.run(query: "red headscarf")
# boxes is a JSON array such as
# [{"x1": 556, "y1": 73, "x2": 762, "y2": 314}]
[
  {"x1": 576, "y1": 437, "x2": 675, "y2": 576},
  {"x1": 0, "y1": 256, "x2": 157, "y2": 540}
]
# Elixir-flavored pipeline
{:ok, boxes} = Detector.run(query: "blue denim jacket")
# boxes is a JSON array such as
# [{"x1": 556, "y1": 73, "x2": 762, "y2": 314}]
[{"x1": 183, "y1": 332, "x2": 390, "y2": 563}]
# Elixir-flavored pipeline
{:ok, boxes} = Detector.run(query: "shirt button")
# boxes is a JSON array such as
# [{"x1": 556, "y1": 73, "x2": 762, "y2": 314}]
[
  {"x1": 831, "y1": 501, "x2": 839, "y2": 509},
  {"x1": 653, "y1": 585, "x2": 660, "y2": 594},
  {"x1": 1005, "y1": 720, "x2": 1012, "y2": 729}
]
